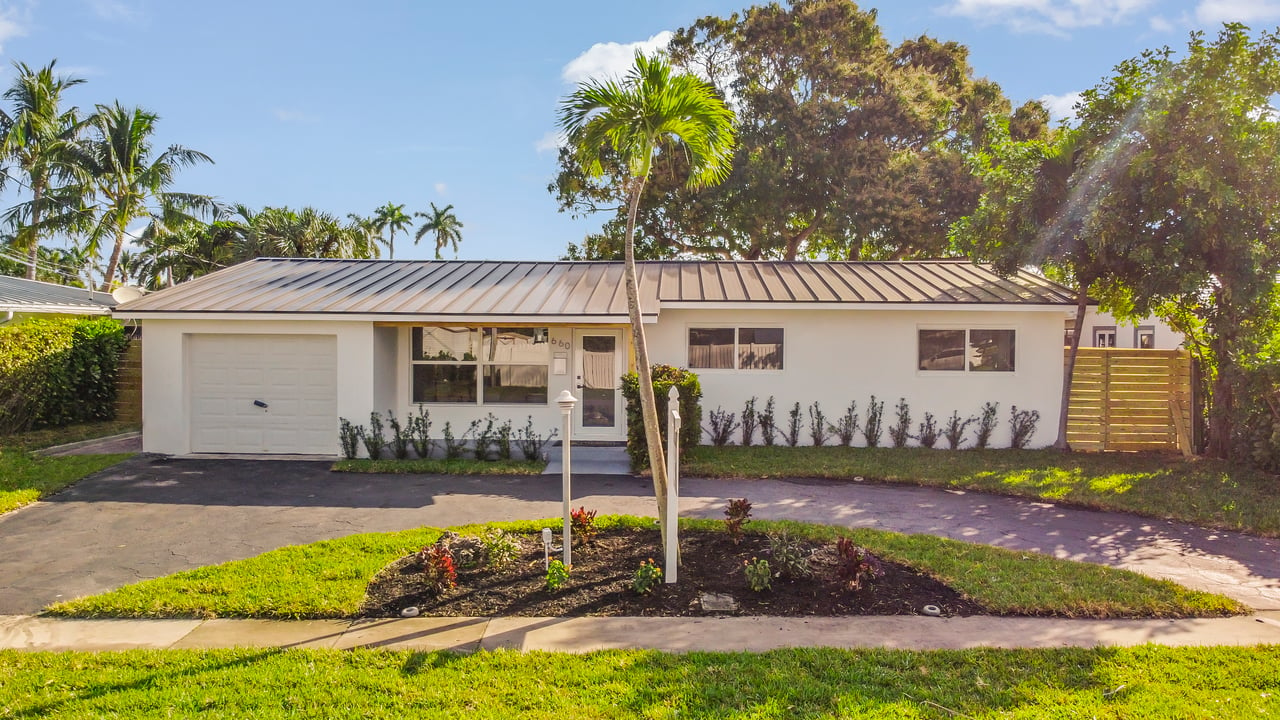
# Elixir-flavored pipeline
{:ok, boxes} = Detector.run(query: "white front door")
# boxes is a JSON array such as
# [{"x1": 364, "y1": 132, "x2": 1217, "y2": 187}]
[{"x1": 573, "y1": 329, "x2": 625, "y2": 440}]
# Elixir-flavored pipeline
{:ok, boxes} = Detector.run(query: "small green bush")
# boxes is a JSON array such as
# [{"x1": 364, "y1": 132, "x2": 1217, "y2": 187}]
[
  {"x1": 0, "y1": 317, "x2": 128, "y2": 433},
  {"x1": 621, "y1": 364, "x2": 702, "y2": 470}
]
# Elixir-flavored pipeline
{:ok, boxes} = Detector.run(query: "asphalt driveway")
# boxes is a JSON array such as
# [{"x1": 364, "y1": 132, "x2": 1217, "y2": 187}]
[{"x1": 2, "y1": 454, "x2": 1278, "y2": 614}]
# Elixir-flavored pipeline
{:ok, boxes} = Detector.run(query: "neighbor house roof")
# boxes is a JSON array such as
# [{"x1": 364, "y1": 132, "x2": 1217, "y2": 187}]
[
  {"x1": 112, "y1": 258, "x2": 1078, "y2": 320},
  {"x1": 0, "y1": 275, "x2": 116, "y2": 315}
]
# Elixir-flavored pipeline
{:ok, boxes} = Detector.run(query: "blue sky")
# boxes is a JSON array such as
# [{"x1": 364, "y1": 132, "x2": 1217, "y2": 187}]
[{"x1": 1, "y1": 0, "x2": 1275, "y2": 263}]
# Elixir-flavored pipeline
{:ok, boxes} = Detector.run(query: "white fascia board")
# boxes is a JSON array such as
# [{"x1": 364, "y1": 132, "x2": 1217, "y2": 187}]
[
  {"x1": 0, "y1": 304, "x2": 112, "y2": 315},
  {"x1": 112, "y1": 311, "x2": 658, "y2": 324},
  {"x1": 657, "y1": 302, "x2": 1072, "y2": 313}
]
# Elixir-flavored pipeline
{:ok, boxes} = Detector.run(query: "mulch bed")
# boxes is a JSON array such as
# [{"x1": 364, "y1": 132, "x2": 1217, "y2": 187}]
[{"x1": 360, "y1": 528, "x2": 986, "y2": 618}]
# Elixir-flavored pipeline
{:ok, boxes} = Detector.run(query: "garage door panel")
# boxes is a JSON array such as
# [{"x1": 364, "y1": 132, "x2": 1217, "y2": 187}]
[{"x1": 188, "y1": 334, "x2": 337, "y2": 455}]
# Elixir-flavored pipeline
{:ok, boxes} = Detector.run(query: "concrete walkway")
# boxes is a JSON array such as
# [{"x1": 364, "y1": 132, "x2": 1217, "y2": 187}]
[{"x1": 4, "y1": 612, "x2": 1280, "y2": 653}]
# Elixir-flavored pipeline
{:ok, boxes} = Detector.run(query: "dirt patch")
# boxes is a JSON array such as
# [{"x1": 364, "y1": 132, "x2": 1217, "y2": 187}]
[{"x1": 360, "y1": 528, "x2": 985, "y2": 618}]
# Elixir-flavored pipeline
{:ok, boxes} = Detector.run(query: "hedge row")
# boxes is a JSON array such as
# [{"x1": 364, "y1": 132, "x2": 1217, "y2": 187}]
[
  {"x1": 0, "y1": 317, "x2": 129, "y2": 434},
  {"x1": 621, "y1": 364, "x2": 702, "y2": 470}
]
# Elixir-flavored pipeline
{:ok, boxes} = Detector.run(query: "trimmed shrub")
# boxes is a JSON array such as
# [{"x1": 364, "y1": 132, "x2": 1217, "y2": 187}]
[
  {"x1": 0, "y1": 317, "x2": 128, "y2": 433},
  {"x1": 621, "y1": 364, "x2": 702, "y2": 470}
]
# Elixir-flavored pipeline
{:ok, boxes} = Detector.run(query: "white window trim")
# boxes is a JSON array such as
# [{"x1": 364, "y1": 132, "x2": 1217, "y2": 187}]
[
  {"x1": 409, "y1": 326, "x2": 551, "y2": 406},
  {"x1": 685, "y1": 324, "x2": 785, "y2": 373},
  {"x1": 916, "y1": 324, "x2": 1018, "y2": 376},
  {"x1": 1093, "y1": 325, "x2": 1117, "y2": 348}
]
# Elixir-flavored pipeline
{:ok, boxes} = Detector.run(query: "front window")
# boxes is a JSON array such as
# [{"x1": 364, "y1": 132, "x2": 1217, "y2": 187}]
[
  {"x1": 411, "y1": 327, "x2": 549, "y2": 404},
  {"x1": 919, "y1": 328, "x2": 1016, "y2": 373},
  {"x1": 1137, "y1": 326, "x2": 1155, "y2": 349},
  {"x1": 1093, "y1": 326, "x2": 1117, "y2": 348},
  {"x1": 688, "y1": 327, "x2": 784, "y2": 370}
]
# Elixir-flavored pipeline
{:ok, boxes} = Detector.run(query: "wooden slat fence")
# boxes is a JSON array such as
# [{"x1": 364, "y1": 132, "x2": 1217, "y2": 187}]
[
  {"x1": 1066, "y1": 347, "x2": 1193, "y2": 454},
  {"x1": 114, "y1": 340, "x2": 142, "y2": 424}
]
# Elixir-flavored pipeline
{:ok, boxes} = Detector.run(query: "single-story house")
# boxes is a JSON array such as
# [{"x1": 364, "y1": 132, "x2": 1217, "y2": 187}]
[
  {"x1": 0, "y1": 274, "x2": 116, "y2": 324},
  {"x1": 112, "y1": 258, "x2": 1081, "y2": 456}
]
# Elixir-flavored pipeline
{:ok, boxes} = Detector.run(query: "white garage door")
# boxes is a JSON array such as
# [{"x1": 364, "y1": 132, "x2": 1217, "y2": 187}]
[{"x1": 188, "y1": 334, "x2": 337, "y2": 454}]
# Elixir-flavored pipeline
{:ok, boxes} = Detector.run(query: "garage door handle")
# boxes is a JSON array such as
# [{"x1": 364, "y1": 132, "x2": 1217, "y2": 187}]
[{"x1": 253, "y1": 400, "x2": 268, "y2": 408}]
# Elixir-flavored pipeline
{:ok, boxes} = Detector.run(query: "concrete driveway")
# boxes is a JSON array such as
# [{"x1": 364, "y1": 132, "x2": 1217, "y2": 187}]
[{"x1": 1, "y1": 455, "x2": 1278, "y2": 614}]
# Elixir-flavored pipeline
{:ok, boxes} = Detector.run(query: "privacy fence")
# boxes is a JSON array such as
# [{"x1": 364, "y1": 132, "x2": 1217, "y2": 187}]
[{"x1": 1066, "y1": 348, "x2": 1194, "y2": 454}]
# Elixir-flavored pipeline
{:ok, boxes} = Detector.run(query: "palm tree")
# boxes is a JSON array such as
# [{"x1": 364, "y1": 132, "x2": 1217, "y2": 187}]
[
  {"x1": 371, "y1": 202, "x2": 412, "y2": 260},
  {"x1": 81, "y1": 102, "x2": 214, "y2": 289},
  {"x1": 0, "y1": 60, "x2": 90, "y2": 280},
  {"x1": 414, "y1": 202, "x2": 463, "y2": 259},
  {"x1": 558, "y1": 52, "x2": 735, "y2": 555}
]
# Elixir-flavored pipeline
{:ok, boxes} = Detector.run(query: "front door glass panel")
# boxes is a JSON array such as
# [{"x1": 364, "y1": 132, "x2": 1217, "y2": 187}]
[{"x1": 580, "y1": 335, "x2": 616, "y2": 428}]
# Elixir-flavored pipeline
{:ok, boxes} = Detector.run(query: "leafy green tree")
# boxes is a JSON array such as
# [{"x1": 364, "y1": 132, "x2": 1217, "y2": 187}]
[
  {"x1": 1071, "y1": 25, "x2": 1280, "y2": 458},
  {"x1": 552, "y1": 0, "x2": 1029, "y2": 261},
  {"x1": 558, "y1": 51, "x2": 735, "y2": 552},
  {"x1": 371, "y1": 202, "x2": 412, "y2": 260},
  {"x1": 0, "y1": 60, "x2": 90, "y2": 280},
  {"x1": 79, "y1": 102, "x2": 213, "y2": 289},
  {"x1": 414, "y1": 202, "x2": 463, "y2": 259}
]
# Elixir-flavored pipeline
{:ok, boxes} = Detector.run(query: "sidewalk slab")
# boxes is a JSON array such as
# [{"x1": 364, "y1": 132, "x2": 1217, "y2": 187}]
[
  {"x1": 543, "y1": 446, "x2": 632, "y2": 476},
  {"x1": 169, "y1": 618, "x2": 350, "y2": 650},
  {"x1": 334, "y1": 617, "x2": 489, "y2": 652},
  {"x1": 0, "y1": 615, "x2": 200, "y2": 652},
  {"x1": 479, "y1": 614, "x2": 1280, "y2": 653},
  {"x1": 37, "y1": 432, "x2": 141, "y2": 456}
]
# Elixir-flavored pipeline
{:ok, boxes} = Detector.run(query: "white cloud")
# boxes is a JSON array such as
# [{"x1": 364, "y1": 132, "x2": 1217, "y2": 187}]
[
  {"x1": 0, "y1": 4, "x2": 29, "y2": 53},
  {"x1": 1039, "y1": 90, "x2": 1083, "y2": 123},
  {"x1": 561, "y1": 30, "x2": 673, "y2": 85},
  {"x1": 1148, "y1": 14, "x2": 1175, "y2": 31},
  {"x1": 1196, "y1": 0, "x2": 1280, "y2": 23},
  {"x1": 942, "y1": 0, "x2": 1153, "y2": 34},
  {"x1": 433, "y1": 182, "x2": 447, "y2": 194},
  {"x1": 534, "y1": 129, "x2": 564, "y2": 154},
  {"x1": 273, "y1": 108, "x2": 317, "y2": 123},
  {"x1": 86, "y1": 0, "x2": 141, "y2": 22}
]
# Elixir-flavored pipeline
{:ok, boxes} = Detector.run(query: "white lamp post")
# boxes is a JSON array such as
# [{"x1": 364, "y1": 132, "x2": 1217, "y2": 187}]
[{"x1": 556, "y1": 389, "x2": 577, "y2": 567}]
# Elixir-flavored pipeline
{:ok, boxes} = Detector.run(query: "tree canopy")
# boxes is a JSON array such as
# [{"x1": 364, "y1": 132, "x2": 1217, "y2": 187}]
[{"x1": 552, "y1": 0, "x2": 1041, "y2": 261}]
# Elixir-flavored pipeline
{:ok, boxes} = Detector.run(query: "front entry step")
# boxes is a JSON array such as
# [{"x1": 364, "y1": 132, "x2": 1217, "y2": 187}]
[{"x1": 542, "y1": 445, "x2": 633, "y2": 476}]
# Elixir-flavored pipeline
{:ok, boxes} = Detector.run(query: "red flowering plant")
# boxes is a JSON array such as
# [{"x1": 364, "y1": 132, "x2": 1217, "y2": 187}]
[
  {"x1": 416, "y1": 544, "x2": 457, "y2": 593},
  {"x1": 570, "y1": 506, "x2": 598, "y2": 546}
]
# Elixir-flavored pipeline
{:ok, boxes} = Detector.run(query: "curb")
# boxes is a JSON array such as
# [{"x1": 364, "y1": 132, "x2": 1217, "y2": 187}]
[{"x1": 34, "y1": 432, "x2": 141, "y2": 456}]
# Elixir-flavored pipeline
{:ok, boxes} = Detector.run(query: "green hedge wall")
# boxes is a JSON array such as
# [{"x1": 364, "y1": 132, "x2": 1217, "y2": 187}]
[
  {"x1": 621, "y1": 364, "x2": 702, "y2": 470},
  {"x1": 0, "y1": 317, "x2": 129, "y2": 434}
]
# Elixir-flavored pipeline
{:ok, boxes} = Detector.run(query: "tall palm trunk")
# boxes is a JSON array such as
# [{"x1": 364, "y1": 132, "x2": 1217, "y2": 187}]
[
  {"x1": 623, "y1": 174, "x2": 670, "y2": 550},
  {"x1": 388, "y1": 229, "x2": 395, "y2": 260},
  {"x1": 1056, "y1": 290, "x2": 1089, "y2": 450},
  {"x1": 102, "y1": 224, "x2": 127, "y2": 291},
  {"x1": 25, "y1": 179, "x2": 44, "y2": 280}
]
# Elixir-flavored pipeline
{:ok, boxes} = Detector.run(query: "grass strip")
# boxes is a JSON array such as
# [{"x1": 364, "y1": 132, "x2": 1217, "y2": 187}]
[
  {"x1": 0, "y1": 451, "x2": 132, "y2": 515},
  {"x1": 45, "y1": 515, "x2": 1243, "y2": 620},
  {"x1": 2, "y1": 645, "x2": 1279, "y2": 719},
  {"x1": 685, "y1": 446, "x2": 1280, "y2": 537},
  {"x1": 332, "y1": 458, "x2": 545, "y2": 475}
]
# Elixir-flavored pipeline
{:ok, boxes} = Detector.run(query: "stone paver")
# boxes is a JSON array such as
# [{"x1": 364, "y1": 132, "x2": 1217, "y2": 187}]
[
  {"x1": 2, "y1": 456, "x2": 1279, "y2": 616},
  {"x1": 4, "y1": 613, "x2": 1280, "y2": 653}
]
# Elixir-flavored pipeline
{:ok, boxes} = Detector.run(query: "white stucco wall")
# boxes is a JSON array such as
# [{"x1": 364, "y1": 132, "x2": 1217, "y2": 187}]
[
  {"x1": 644, "y1": 307, "x2": 1065, "y2": 449},
  {"x1": 140, "y1": 306, "x2": 1068, "y2": 455},
  {"x1": 139, "y1": 318, "x2": 377, "y2": 455},
  {"x1": 1074, "y1": 308, "x2": 1182, "y2": 350}
]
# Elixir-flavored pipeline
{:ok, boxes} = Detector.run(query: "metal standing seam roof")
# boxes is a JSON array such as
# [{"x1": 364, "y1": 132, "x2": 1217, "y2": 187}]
[
  {"x1": 0, "y1": 275, "x2": 116, "y2": 314},
  {"x1": 111, "y1": 258, "x2": 1079, "y2": 316}
]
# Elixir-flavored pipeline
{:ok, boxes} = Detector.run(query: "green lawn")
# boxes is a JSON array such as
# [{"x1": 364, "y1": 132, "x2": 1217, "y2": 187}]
[
  {"x1": 0, "y1": 420, "x2": 137, "y2": 515},
  {"x1": 685, "y1": 446, "x2": 1280, "y2": 537},
  {"x1": 45, "y1": 516, "x2": 1243, "y2": 620},
  {"x1": 2, "y1": 645, "x2": 1278, "y2": 718},
  {"x1": 333, "y1": 457, "x2": 546, "y2": 475}
]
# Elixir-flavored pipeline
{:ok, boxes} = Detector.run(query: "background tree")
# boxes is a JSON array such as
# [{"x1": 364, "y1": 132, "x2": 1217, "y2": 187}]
[
  {"x1": 1072, "y1": 25, "x2": 1280, "y2": 459},
  {"x1": 371, "y1": 202, "x2": 412, "y2": 260},
  {"x1": 558, "y1": 51, "x2": 735, "y2": 554},
  {"x1": 0, "y1": 60, "x2": 90, "y2": 280},
  {"x1": 414, "y1": 202, "x2": 463, "y2": 259},
  {"x1": 552, "y1": 0, "x2": 1034, "y2": 261},
  {"x1": 80, "y1": 102, "x2": 213, "y2": 289}
]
